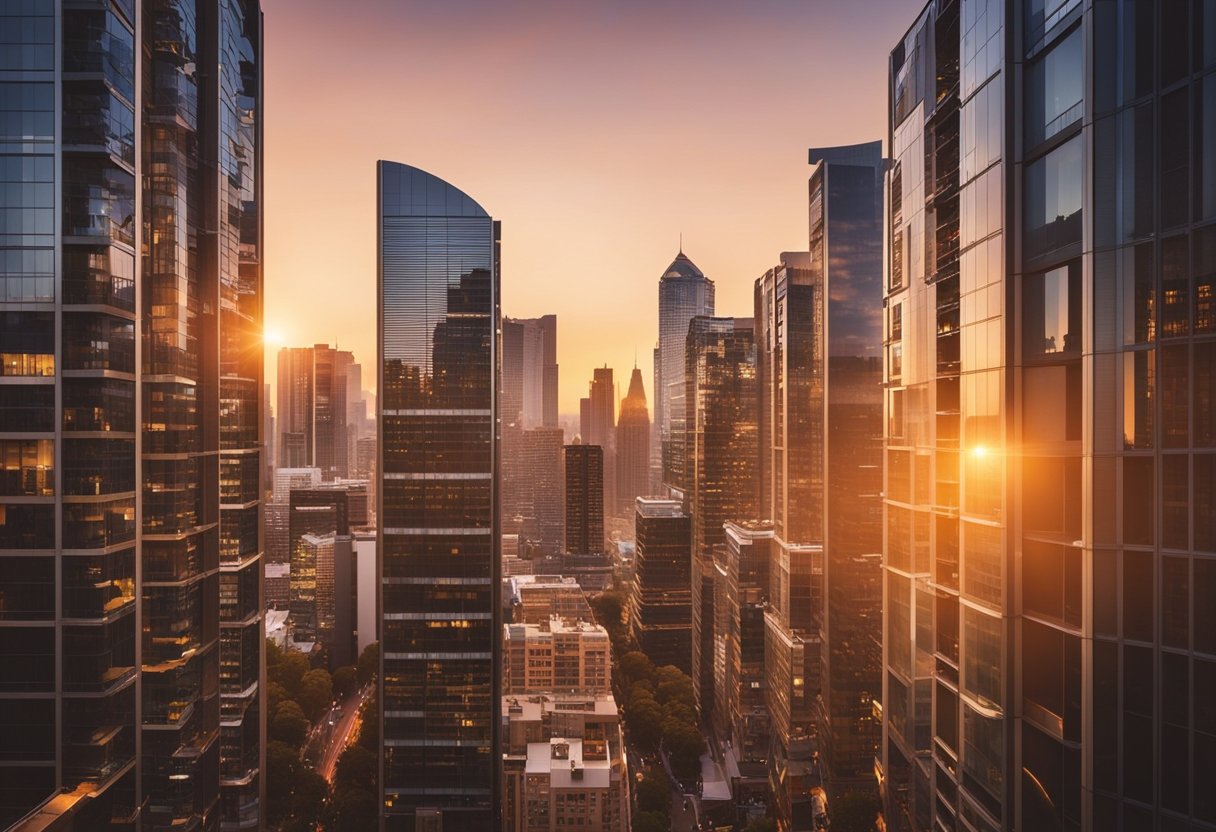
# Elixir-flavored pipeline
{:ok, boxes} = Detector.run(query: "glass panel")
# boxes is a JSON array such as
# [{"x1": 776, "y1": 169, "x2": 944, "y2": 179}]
[
  {"x1": 1025, "y1": 136, "x2": 1082, "y2": 260},
  {"x1": 1026, "y1": 26, "x2": 1082, "y2": 146}
]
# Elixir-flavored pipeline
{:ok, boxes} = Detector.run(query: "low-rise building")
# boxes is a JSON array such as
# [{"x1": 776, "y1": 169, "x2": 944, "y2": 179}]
[{"x1": 504, "y1": 616, "x2": 611, "y2": 695}]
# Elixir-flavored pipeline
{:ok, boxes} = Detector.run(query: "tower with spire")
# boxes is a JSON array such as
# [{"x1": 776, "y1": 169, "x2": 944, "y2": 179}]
[{"x1": 617, "y1": 362, "x2": 652, "y2": 516}]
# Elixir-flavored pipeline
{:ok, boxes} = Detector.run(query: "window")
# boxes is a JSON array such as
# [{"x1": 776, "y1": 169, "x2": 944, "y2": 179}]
[
  {"x1": 1025, "y1": 263, "x2": 1080, "y2": 356},
  {"x1": 1162, "y1": 88, "x2": 1190, "y2": 229},
  {"x1": 1025, "y1": 136, "x2": 1083, "y2": 260},
  {"x1": 1123, "y1": 457, "x2": 1154, "y2": 546},
  {"x1": 1123, "y1": 349, "x2": 1154, "y2": 449},
  {"x1": 1026, "y1": 26, "x2": 1082, "y2": 147},
  {"x1": 1123, "y1": 550, "x2": 1154, "y2": 641},
  {"x1": 1162, "y1": 555, "x2": 1190, "y2": 649}
]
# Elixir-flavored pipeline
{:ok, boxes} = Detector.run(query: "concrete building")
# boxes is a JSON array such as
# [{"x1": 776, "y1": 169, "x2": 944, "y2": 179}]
[
  {"x1": 508, "y1": 575, "x2": 594, "y2": 625},
  {"x1": 504, "y1": 616, "x2": 612, "y2": 695}
]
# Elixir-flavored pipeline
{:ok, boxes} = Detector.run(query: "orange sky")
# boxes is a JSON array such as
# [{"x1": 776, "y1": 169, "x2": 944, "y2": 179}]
[{"x1": 262, "y1": 0, "x2": 913, "y2": 414}]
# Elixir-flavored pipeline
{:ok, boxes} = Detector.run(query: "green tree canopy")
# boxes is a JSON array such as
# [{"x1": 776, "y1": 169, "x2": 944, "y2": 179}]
[
  {"x1": 270, "y1": 700, "x2": 310, "y2": 747},
  {"x1": 357, "y1": 641, "x2": 379, "y2": 686},
  {"x1": 332, "y1": 665, "x2": 358, "y2": 698},
  {"x1": 297, "y1": 668, "x2": 334, "y2": 722}
]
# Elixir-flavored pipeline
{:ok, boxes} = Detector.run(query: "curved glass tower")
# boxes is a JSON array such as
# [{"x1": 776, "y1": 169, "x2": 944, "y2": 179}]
[{"x1": 377, "y1": 161, "x2": 500, "y2": 830}]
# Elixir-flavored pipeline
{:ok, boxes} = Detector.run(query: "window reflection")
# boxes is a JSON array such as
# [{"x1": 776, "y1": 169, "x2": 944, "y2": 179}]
[
  {"x1": 1026, "y1": 26, "x2": 1082, "y2": 146},
  {"x1": 1025, "y1": 136, "x2": 1082, "y2": 259}
]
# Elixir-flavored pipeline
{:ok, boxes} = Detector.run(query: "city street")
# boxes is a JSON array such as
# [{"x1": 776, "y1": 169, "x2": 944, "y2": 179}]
[
  {"x1": 315, "y1": 687, "x2": 368, "y2": 783},
  {"x1": 669, "y1": 790, "x2": 700, "y2": 832}
]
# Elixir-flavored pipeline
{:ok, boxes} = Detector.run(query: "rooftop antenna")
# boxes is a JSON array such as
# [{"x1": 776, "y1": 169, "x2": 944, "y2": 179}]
[{"x1": 679, "y1": 232, "x2": 683, "y2": 254}]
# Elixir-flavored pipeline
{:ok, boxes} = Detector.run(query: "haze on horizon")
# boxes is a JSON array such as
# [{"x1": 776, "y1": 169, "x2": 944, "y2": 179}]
[{"x1": 262, "y1": 0, "x2": 912, "y2": 414}]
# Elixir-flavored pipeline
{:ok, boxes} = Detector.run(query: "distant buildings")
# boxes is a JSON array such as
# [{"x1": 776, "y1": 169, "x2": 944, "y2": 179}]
[
  {"x1": 378, "y1": 160, "x2": 500, "y2": 828},
  {"x1": 508, "y1": 574, "x2": 595, "y2": 625},
  {"x1": 656, "y1": 250, "x2": 716, "y2": 491},
  {"x1": 277, "y1": 344, "x2": 359, "y2": 480},
  {"x1": 503, "y1": 315, "x2": 559, "y2": 430},
  {"x1": 564, "y1": 443, "x2": 605, "y2": 555},
  {"x1": 616, "y1": 366, "x2": 652, "y2": 516},
  {"x1": 629, "y1": 497, "x2": 693, "y2": 675}
]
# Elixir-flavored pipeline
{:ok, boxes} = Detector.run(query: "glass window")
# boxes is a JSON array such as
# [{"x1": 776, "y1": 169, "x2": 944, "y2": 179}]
[
  {"x1": 1162, "y1": 0, "x2": 1191, "y2": 86},
  {"x1": 1162, "y1": 345, "x2": 1190, "y2": 449},
  {"x1": 1123, "y1": 349, "x2": 1154, "y2": 449},
  {"x1": 1094, "y1": 550, "x2": 1118, "y2": 637},
  {"x1": 0, "y1": 438, "x2": 53, "y2": 496},
  {"x1": 1197, "y1": 342, "x2": 1216, "y2": 447},
  {"x1": 1197, "y1": 557, "x2": 1216, "y2": 654},
  {"x1": 1163, "y1": 455, "x2": 1190, "y2": 551},
  {"x1": 1092, "y1": 639, "x2": 1118, "y2": 790},
  {"x1": 1122, "y1": 644, "x2": 1154, "y2": 802},
  {"x1": 1123, "y1": 456, "x2": 1154, "y2": 546},
  {"x1": 1200, "y1": 0, "x2": 1216, "y2": 72},
  {"x1": 1025, "y1": 136, "x2": 1082, "y2": 260},
  {"x1": 1162, "y1": 555, "x2": 1190, "y2": 649},
  {"x1": 1026, "y1": 0, "x2": 1080, "y2": 45},
  {"x1": 1162, "y1": 88, "x2": 1190, "y2": 230},
  {"x1": 1026, "y1": 26, "x2": 1082, "y2": 147},
  {"x1": 1122, "y1": 243, "x2": 1155, "y2": 345},
  {"x1": 1197, "y1": 226, "x2": 1215, "y2": 333},
  {"x1": 963, "y1": 604, "x2": 1002, "y2": 708},
  {"x1": 1196, "y1": 657, "x2": 1216, "y2": 823},
  {"x1": 1162, "y1": 236, "x2": 1191, "y2": 337},
  {"x1": 1198, "y1": 72, "x2": 1216, "y2": 221},
  {"x1": 1198, "y1": 455, "x2": 1216, "y2": 552},
  {"x1": 1123, "y1": 550, "x2": 1154, "y2": 641},
  {"x1": 962, "y1": 703, "x2": 1004, "y2": 817},
  {"x1": 1025, "y1": 263, "x2": 1080, "y2": 356}
]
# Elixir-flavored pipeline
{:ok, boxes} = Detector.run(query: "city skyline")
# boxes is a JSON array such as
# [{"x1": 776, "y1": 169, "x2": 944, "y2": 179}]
[{"x1": 259, "y1": 0, "x2": 914, "y2": 414}]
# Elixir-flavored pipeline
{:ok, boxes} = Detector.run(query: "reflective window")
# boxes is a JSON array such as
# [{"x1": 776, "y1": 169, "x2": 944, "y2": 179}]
[
  {"x1": 1162, "y1": 88, "x2": 1191, "y2": 230},
  {"x1": 1162, "y1": 555, "x2": 1190, "y2": 649},
  {"x1": 1123, "y1": 550, "x2": 1154, "y2": 641},
  {"x1": 1026, "y1": 26, "x2": 1082, "y2": 147},
  {"x1": 1025, "y1": 136, "x2": 1082, "y2": 260},
  {"x1": 1198, "y1": 63, "x2": 1216, "y2": 221},
  {"x1": 1163, "y1": 455, "x2": 1190, "y2": 551},
  {"x1": 1198, "y1": 455, "x2": 1216, "y2": 552},
  {"x1": 1025, "y1": 263, "x2": 1079, "y2": 356},
  {"x1": 1122, "y1": 243, "x2": 1156, "y2": 345},
  {"x1": 1198, "y1": 558, "x2": 1216, "y2": 654},
  {"x1": 1162, "y1": 345, "x2": 1190, "y2": 448},
  {"x1": 1123, "y1": 349, "x2": 1154, "y2": 449},
  {"x1": 1026, "y1": 0, "x2": 1079, "y2": 45},
  {"x1": 1197, "y1": 342, "x2": 1216, "y2": 447},
  {"x1": 0, "y1": 438, "x2": 52, "y2": 496},
  {"x1": 1123, "y1": 457, "x2": 1154, "y2": 546},
  {"x1": 1197, "y1": 226, "x2": 1215, "y2": 333}
]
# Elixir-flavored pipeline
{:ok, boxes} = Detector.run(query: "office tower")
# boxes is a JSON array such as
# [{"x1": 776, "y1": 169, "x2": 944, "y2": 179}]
[
  {"x1": 522, "y1": 427, "x2": 565, "y2": 554},
  {"x1": 629, "y1": 498, "x2": 693, "y2": 675},
  {"x1": 288, "y1": 483, "x2": 367, "y2": 667},
  {"x1": 685, "y1": 316, "x2": 760, "y2": 725},
  {"x1": 267, "y1": 466, "x2": 322, "y2": 567},
  {"x1": 579, "y1": 396, "x2": 591, "y2": 441},
  {"x1": 656, "y1": 250, "x2": 715, "y2": 491},
  {"x1": 314, "y1": 344, "x2": 352, "y2": 480},
  {"x1": 507, "y1": 575, "x2": 595, "y2": 625},
  {"x1": 586, "y1": 366, "x2": 617, "y2": 516},
  {"x1": 805, "y1": 143, "x2": 887, "y2": 799},
  {"x1": 616, "y1": 366, "x2": 651, "y2": 514},
  {"x1": 564, "y1": 443, "x2": 604, "y2": 554},
  {"x1": 504, "y1": 315, "x2": 559, "y2": 429},
  {"x1": 278, "y1": 346, "x2": 315, "y2": 468},
  {"x1": 881, "y1": 3, "x2": 1216, "y2": 830},
  {"x1": 754, "y1": 251, "x2": 824, "y2": 829},
  {"x1": 0, "y1": 1, "x2": 264, "y2": 828},
  {"x1": 719, "y1": 522, "x2": 775, "y2": 763},
  {"x1": 275, "y1": 343, "x2": 354, "y2": 480},
  {"x1": 503, "y1": 617, "x2": 612, "y2": 695},
  {"x1": 378, "y1": 160, "x2": 500, "y2": 829}
]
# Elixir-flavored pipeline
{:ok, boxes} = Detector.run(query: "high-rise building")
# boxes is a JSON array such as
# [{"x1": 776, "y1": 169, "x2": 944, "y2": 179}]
[
  {"x1": 275, "y1": 343, "x2": 355, "y2": 480},
  {"x1": 808, "y1": 142, "x2": 886, "y2": 800},
  {"x1": 719, "y1": 522, "x2": 775, "y2": 763},
  {"x1": 587, "y1": 366, "x2": 617, "y2": 516},
  {"x1": 278, "y1": 346, "x2": 315, "y2": 468},
  {"x1": 522, "y1": 427, "x2": 566, "y2": 554},
  {"x1": 629, "y1": 498, "x2": 693, "y2": 675},
  {"x1": 564, "y1": 443, "x2": 604, "y2": 555},
  {"x1": 0, "y1": 2, "x2": 265, "y2": 828},
  {"x1": 378, "y1": 160, "x2": 500, "y2": 829},
  {"x1": 503, "y1": 617, "x2": 612, "y2": 695},
  {"x1": 754, "y1": 251, "x2": 825, "y2": 828},
  {"x1": 656, "y1": 251, "x2": 715, "y2": 491},
  {"x1": 685, "y1": 316, "x2": 760, "y2": 725},
  {"x1": 504, "y1": 315, "x2": 559, "y2": 429},
  {"x1": 882, "y1": 3, "x2": 1216, "y2": 830},
  {"x1": 616, "y1": 366, "x2": 651, "y2": 514},
  {"x1": 288, "y1": 483, "x2": 368, "y2": 667}
]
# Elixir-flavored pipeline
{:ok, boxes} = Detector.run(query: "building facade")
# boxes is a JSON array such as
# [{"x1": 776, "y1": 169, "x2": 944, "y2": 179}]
[
  {"x1": 378, "y1": 161, "x2": 500, "y2": 829},
  {"x1": 629, "y1": 497, "x2": 693, "y2": 675},
  {"x1": 504, "y1": 617, "x2": 612, "y2": 696},
  {"x1": 275, "y1": 344, "x2": 354, "y2": 481},
  {"x1": 684, "y1": 316, "x2": 760, "y2": 725},
  {"x1": 882, "y1": 2, "x2": 1216, "y2": 830},
  {"x1": 0, "y1": 2, "x2": 265, "y2": 829},
  {"x1": 563, "y1": 443, "x2": 604, "y2": 555},
  {"x1": 656, "y1": 251, "x2": 715, "y2": 491},
  {"x1": 809, "y1": 142, "x2": 887, "y2": 800}
]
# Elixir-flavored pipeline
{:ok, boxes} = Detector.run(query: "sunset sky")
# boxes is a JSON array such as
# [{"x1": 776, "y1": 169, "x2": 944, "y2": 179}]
[{"x1": 261, "y1": 0, "x2": 913, "y2": 415}]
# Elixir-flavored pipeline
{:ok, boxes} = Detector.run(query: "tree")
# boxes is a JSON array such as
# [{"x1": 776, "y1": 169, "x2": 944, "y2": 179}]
[
  {"x1": 266, "y1": 740, "x2": 303, "y2": 826},
  {"x1": 626, "y1": 680, "x2": 654, "y2": 708},
  {"x1": 357, "y1": 641, "x2": 379, "y2": 686},
  {"x1": 329, "y1": 787, "x2": 377, "y2": 832},
  {"x1": 297, "y1": 668, "x2": 334, "y2": 722},
  {"x1": 357, "y1": 690, "x2": 379, "y2": 752},
  {"x1": 663, "y1": 720, "x2": 704, "y2": 779},
  {"x1": 627, "y1": 698, "x2": 663, "y2": 752},
  {"x1": 635, "y1": 769, "x2": 671, "y2": 817},
  {"x1": 290, "y1": 768, "x2": 329, "y2": 826},
  {"x1": 266, "y1": 681, "x2": 289, "y2": 721},
  {"x1": 270, "y1": 700, "x2": 310, "y2": 747},
  {"x1": 334, "y1": 744, "x2": 377, "y2": 794},
  {"x1": 618, "y1": 651, "x2": 655, "y2": 689},
  {"x1": 632, "y1": 811, "x2": 669, "y2": 832},
  {"x1": 830, "y1": 790, "x2": 882, "y2": 832},
  {"x1": 272, "y1": 650, "x2": 310, "y2": 699},
  {"x1": 332, "y1": 664, "x2": 358, "y2": 698}
]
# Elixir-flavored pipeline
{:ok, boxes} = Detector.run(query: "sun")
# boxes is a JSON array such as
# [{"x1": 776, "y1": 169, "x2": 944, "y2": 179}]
[{"x1": 264, "y1": 328, "x2": 285, "y2": 347}]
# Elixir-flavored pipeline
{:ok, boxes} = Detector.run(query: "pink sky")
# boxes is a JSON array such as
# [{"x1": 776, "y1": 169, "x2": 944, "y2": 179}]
[{"x1": 262, "y1": 0, "x2": 912, "y2": 414}]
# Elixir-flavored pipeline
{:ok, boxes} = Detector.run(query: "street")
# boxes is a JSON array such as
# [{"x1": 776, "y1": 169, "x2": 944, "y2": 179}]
[
  {"x1": 669, "y1": 789, "x2": 700, "y2": 832},
  {"x1": 315, "y1": 687, "x2": 368, "y2": 783}
]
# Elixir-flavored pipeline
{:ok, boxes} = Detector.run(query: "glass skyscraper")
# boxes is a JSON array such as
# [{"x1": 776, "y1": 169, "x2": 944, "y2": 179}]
[
  {"x1": 377, "y1": 161, "x2": 500, "y2": 830},
  {"x1": 0, "y1": 2, "x2": 264, "y2": 829},
  {"x1": 882, "y1": 2, "x2": 1216, "y2": 830},
  {"x1": 656, "y1": 250, "x2": 715, "y2": 493}
]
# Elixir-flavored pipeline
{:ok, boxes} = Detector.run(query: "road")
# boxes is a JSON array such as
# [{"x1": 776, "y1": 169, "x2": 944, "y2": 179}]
[
  {"x1": 670, "y1": 789, "x2": 700, "y2": 832},
  {"x1": 316, "y1": 687, "x2": 368, "y2": 782}
]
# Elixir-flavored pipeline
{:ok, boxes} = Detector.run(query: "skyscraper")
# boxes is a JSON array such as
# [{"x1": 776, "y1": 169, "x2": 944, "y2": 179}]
[
  {"x1": 685, "y1": 316, "x2": 760, "y2": 725},
  {"x1": 378, "y1": 161, "x2": 500, "y2": 829},
  {"x1": 656, "y1": 250, "x2": 715, "y2": 492},
  {"x1": 504, "y1": 314, "x2": 559, "y2": 429},
  {"x1": 809, "y1": 142, "x2": 886, "y2": 800},
  {"x1": 587, "y1": 366, "x2": 617, "y2": 516},
  {"x1": 275, "y1": 343, "x2": 355, "y2": 480},
  {"x1": 522, "y1": 427, "x2": 566, "y2": 554},
  {"x1": 630, "y1": 498, "x2": 694, "y2": 676},
  {"x1": 564, "y1": 443, "x2": 605, "y2": 555},
  {"x1": 883, "y1": 3, "x2": 1216, "y2": 830},
  {"x1": 616, "y1": 366, "x2": 651, "y2": 514},
  {"x1": 0, "y1": 2, "x2": 264, "y2": 828},
  {"x1": 278, "y1": 346, "x2": 316, "y2": 468}
]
